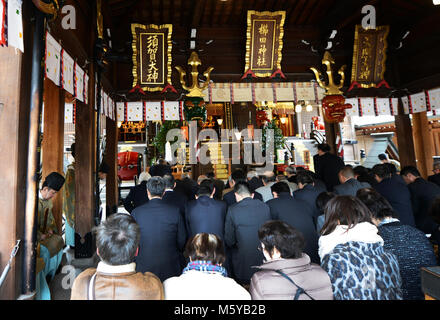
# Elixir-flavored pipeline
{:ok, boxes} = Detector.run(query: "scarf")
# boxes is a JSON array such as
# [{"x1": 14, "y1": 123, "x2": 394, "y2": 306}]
[
  {"x1": 318, "y1": 222, "x2": 384, "y2": 260},
  {"x1": 182, "y1": 260, "x2": 228, "y2": 277}
]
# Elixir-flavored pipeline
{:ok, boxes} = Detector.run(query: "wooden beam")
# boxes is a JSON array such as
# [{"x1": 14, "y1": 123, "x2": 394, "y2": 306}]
[
  {"x1": 412, "y1": 112, "x2": 433, "y2": 179},
  {"x1": 394, "y1": 112, "x2": 416, "y2": 169},
  {"x1": 42, "y1": 78, "x2": 65, "y2": 236}
]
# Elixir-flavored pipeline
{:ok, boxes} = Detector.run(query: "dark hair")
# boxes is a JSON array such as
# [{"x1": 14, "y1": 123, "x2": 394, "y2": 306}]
[
  {"x1": 146, "y1": 176, "x2": 165, "y2": 197},
  {"x1": 296, "y1": 171, "x2": 314, "y2": 185},
  {"x1": 353, "y1": 165, "x2": 369, "y2": 177},
  {"x1": 206, "y1": 172, "x2": 215, "y2": 179},
  {"x1": 384, "y1": 162, "x2": 397, "y2": 175},
  {"x1": 234, "y1": 181, "x2": 252, "y2": 197},
  {"x1": 317, "y1": 143, "x2": 331, "y2": 153},
  {"x1": 94, "y1": 214, "x2": 140, "y2": 266},
  {"x1": 285, "y1": 166, "x2": 296, "y2": 175},
  {"x1": 163, "y1": 174, "x2": 175, "y2": 189},
  {"x1": 197, "y1": 179, "x2": 215, "y2": 196},
  {"x1": 372, "y1": 164, "x2": 391, "y2": 179},
  {"x1": 356, "y1": 188, "x2": 398, "y2": 220},
  {"x1": 316, "y1": 192, "x2": 336, "y2": 214},
  {"x1": 258, "y1": 220, "x2": 305, "y2": 259},
  {"x1": 378, "y1": 153, "x2": 388, "y2": 161},
  {"x1": 184, "y1": 233, "x2": 226, "y2": 265},
  {"x1": 231, "y1": 169, "x2": 246, "y2": 183},
  {"x1": 400, "y1": 166, "x2": 421, "y2": 177},
  {"x1": 320, "y1": 196, "x2": 373, "y2": 235},
  {"x1": 270, "y1": 182, "x2": 291, "y2": 195}
]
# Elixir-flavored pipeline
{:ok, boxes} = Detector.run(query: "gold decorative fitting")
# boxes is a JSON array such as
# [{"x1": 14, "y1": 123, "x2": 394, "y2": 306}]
[
  {"x1": 175, "y1": 52, "x2": 214, "y2": 98},
  {"x1": 310, "y1": 51, "x2": 346, "y2": 96},
  {"x1": 32, "y1": 0, "x2": 59, "y2": 19}
]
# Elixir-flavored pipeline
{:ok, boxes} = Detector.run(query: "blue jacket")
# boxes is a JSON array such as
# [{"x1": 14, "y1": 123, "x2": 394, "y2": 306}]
[
  {"x1": 333, "y1": 178, "x2": 371, "y2": 197},
  {"x1": 321, "y1": 241, "x2": 402, "y2": 300},
  {"x1": 378, "y1": 221, "x2": 437, "y2": 300},
  {"x1": 185, "y1": 196, "x2": 227, "y2": 240},
  {"x1": 293, "y1": 184, "x2": 326, "y2": 219}
]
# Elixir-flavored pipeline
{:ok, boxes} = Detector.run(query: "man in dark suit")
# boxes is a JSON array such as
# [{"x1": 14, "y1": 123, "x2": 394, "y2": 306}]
[
  {"x1": 293, "y1": 171, "x2": 327, "y2": 221},
  {"x1": 266, "y1": 182, "x2": 320, "y2": 264},
  {"x1": 334, "y1": 166, "x2": 371, "y2": 196},
  {"x1": 372, "y1": 164, "x2": 415, "y2": 227},
  {"x1": 206, "y1": 171, "x2": 225, "y2": 201},
  {"x1": 401, "y1": 166, "x2": 440, "y2": 240},
  {"x1": 162, "y1": 174, "x2": 188, "y2": 219},
  {"x1": 314, "y1": 143, "x2": 345, "y2": 191},
  {"x1": 174, "y1": 171, "x2": 198, "y2": 201},
  {"x1": 428, "y1": 162, "x2": 440, "y2": 187},
  {"x1": 185, "y1": 179, "x2": 227, "y2": 240},
  {"x1": 131, "y1": 176, "x2": 187, "y2": 282},
  {"x1": 123, "y1": 172, "x2": 151, "y2": 213},
  {"x1": 149, "y1": 158, "x2": 172, "y2": 177},
  {"x1": 223, "y1": 169, "x2": 246, "y2": 207},
  {"x1": 224, "y1": 181, "x2": 271, "y2": 285}
]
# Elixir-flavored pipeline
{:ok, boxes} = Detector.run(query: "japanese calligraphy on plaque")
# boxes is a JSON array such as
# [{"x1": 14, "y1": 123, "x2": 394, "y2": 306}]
[
  {"x1": 351, "y1": 25, "x2": 389, "y2": 88},
  {"x1": 245, "y1": 10, "x2": 285, "y2": 77},
  {"x1": 131, "y1": 24, "x2": 173, "y2": 92}
]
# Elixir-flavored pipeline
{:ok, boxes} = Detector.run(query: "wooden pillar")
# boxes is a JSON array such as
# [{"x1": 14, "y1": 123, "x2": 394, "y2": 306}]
[
  {"x1": 42, "y1": 78, "x2": 65, "y2": 235},
  {"x1": 105, "y1": 117, "x2": 118, "y2": 214},
  {"x1": 413, "y1": 111, "x2": 433, "y2": 179},
  {"x1": 325, "y1": 121, "x2": 340, "y2": 155},
  {"x1": 0, "y1": 45, "x2": 31, "y2": 299},
  {"x1": 394, "y1": 102, "x2": 417, "y2": 168},
  {"x1": 74, "y1": 98, "x2": 95, "y2": 257}
]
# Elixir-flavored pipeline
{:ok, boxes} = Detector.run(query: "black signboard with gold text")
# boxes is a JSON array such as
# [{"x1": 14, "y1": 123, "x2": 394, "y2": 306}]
[{"x1": 132, "y1": 24, "x2": 173, "y2": 92}]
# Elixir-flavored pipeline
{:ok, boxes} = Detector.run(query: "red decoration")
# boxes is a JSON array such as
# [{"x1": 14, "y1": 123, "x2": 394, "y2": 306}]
[
  {"x1": 376, "y1": 80, "x2": 390, "y2": 89},
  {"x1": 161, "y1": 83, "x2": 178, "y2": 94},
  {"x1": 322, "y1": 95, "x2": 352, "y2": 123},
  {"x1": 117, "y1": 151, "x2": 140, "y2": 181},
  {"x1": 270, "y1": 69, "x2": 286, "y2": 79},
  {"x1": 129, "y1": 84, "x2": 147, "y2": 95},
  {"x1": 256, "y1": 110, "x2": 270, "y2": 127},
  {"x1": 312, "y1": 116, "x2": 325, "y2": 130},
  {"x1": 348, "y1": 81, "x2": 362, "y2": 91},
  {"x1": 241, "y1": 69, "x2": 257, "y2": 80}
]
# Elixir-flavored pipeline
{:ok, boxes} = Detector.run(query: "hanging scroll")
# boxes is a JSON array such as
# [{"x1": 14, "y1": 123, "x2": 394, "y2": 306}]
[
  {"x1": 245, "y1": 10, "x2": 285, "y2": 77},
  {"x1": 351, "y1": 25, "x2": 389, "y2": 88},
  {"x1": 131, "y1": 23, "x2": 173, "y2": 92}
]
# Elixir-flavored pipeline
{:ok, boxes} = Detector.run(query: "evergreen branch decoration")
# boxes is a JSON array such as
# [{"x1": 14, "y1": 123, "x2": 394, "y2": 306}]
[{"x1": 153, "y1": 121, "x2": 180, "y2": 156}]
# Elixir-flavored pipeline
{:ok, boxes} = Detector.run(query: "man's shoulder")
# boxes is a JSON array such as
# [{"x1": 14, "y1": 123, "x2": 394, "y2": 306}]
[{"x1": 71, "y1": 268, "x2": 97, "y2": 300}]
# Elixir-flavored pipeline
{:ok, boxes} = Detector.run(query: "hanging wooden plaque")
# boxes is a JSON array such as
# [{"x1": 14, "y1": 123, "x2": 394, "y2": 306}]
[
  {"x1": 131, "y1": 23, "x2": 173, "y2": 92},
  {"x1": 245, "y1": 10, "x2": 285, "y2": 77},
  {"x1": 351, "y1": 25, "x2": 389, "y2": 88}
]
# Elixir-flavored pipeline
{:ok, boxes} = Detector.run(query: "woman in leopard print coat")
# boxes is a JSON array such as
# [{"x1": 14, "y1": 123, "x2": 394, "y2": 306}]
[{"x1": 319, "y1": 196, "x2": 402, "y2": 300}]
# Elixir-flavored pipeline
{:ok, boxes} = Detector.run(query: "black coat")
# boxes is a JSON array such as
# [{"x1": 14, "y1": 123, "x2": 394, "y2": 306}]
[
  {"x1": 293, "y1": 184, "x2": 327, "y2": 219},
  {"x1": 131, "y1": 198, "x2": 187, "y2": 282},
  {"x1": 266, "y1": 193, "x2": 320, "y2": 264},
  {"x1": 223, "y1": 189, "x2": 263, "y2": 208},
  {"x1": 333, "y1": 178, "x2": 371, "y2": 197},
  {"x1": 162, "y1": 190, "x2": 188, "y2": 219},
  {"x1": 123, "y1": 181, "x2": 148, "y2": 213},
  {"x1": 373, "y1": 177, "x2": 416, "y2": 227},
  {"x1": 428, "y1": 173, "x2": 440, "y2": 188},
  {"x1": 224, "y1": 197, "x2": 271, "y2": 284},
  {"x1": 149, "y1": 164, "x2": 172, "y2": 177},
  {"x1": 407, "y1": 178, "x2": 440, "y2": 234},
  {"x1": 314, "y1": 152, "x2": 345, "y2": 191},
  {"x1": 185, "y1": 196, "x2": 227, "y2": 240},
  {"x1": 174, "y1": 178, "x2": 198, "y2": 201}
]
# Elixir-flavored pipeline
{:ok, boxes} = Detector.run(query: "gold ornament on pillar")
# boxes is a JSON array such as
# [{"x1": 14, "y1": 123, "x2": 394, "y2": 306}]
[
  {"x1": 310, "y1": 51, "x2": 352, "y2": 123},
  {"x1": 32, "y1": 0, "x2": 60, "y2": 19},
  {"x1": 175, "y1": 52, "x2": 214, "y2": 98},
  {"x1": 97, "y1": 0, "x2": 104, "y2": 40}
]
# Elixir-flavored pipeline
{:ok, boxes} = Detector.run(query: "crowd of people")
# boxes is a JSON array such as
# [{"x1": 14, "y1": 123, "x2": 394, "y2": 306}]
[{"x1": 69, "y1": 144, "x2": 440, "y2": 300}]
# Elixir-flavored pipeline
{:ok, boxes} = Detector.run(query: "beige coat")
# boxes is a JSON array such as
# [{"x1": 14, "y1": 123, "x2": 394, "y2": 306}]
[
  {"x1": 249, "y1": 254, "x2": 333, "y2": 300},
  {"x1": 71, "y1": 262, "x2": 164, "y2": 300}
]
